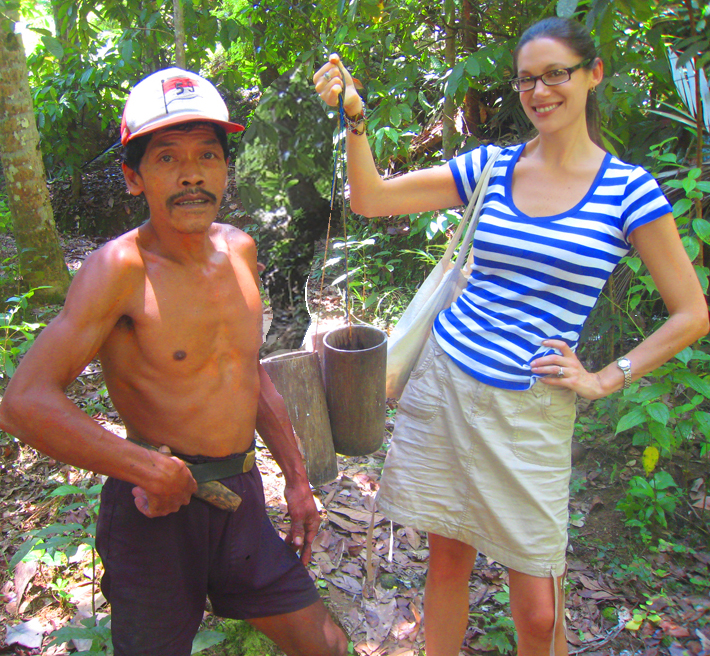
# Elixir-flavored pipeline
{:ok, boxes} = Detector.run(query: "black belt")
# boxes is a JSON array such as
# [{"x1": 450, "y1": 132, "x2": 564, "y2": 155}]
[{"x1": 127, "y1": 437, "x2": 256, "y2": 483}]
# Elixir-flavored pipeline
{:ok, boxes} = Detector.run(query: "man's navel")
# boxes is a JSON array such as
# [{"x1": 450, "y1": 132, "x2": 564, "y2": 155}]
[{"x1": 173, "y1": 350, "x2": 187, "y2": 361}]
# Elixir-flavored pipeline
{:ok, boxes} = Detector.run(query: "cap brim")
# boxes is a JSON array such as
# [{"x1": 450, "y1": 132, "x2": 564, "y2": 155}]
[{"x1": 124, "y1": 113, "x2": 245, "y2": 144}]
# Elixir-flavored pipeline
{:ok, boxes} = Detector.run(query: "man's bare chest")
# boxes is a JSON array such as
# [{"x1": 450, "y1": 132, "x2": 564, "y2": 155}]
[{"x1": 104, "y1": 265, "x2": 262, "y2": 375}]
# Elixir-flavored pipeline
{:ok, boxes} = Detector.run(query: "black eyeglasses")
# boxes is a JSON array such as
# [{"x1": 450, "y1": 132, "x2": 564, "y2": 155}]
[{"x1": 509, "y1": 58, "x2": 593, "y2": 92}]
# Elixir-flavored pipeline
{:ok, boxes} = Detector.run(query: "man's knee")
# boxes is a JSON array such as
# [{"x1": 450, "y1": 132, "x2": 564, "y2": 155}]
[
  {"x1": 314, "y1": 621, "x2": 349, "y2": 656},
  {"x1": 248, "y1": 600, "x2": 348, "y2": 656}
]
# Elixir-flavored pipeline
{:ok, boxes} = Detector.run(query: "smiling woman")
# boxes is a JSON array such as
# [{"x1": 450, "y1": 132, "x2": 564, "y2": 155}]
[{"x1": 313, "y1": 15, "x2": 708, "y2": 656}]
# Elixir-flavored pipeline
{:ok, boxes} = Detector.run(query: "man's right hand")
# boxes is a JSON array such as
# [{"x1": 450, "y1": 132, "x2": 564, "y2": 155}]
[{"x1": 131, "y1": 453, "x2": 196, "y2": 518}]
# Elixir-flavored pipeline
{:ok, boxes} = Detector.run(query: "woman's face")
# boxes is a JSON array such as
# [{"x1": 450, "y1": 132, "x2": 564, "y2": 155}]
[{"x1": 514, "y1": 37, "x2": 602, "y2": 139}]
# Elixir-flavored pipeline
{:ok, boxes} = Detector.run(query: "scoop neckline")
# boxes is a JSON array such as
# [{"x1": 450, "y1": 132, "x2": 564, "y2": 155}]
[{"x1": 504, "y1": 144, "x2": 611, "y2": 221}]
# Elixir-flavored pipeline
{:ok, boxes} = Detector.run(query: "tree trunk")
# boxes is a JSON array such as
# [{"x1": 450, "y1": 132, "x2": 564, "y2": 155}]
[
  {"x1": 53, "y1": 0, "x2": 83, "y2": 199},
  {"x1": 442, "y1": 11, "x2": 457, "y2": 159},
  {"x1": 0, "y1": 12, "x2": 71, "y2": 304},
  {"x1": 174, "y1": 0, "x2": 186, "y2": 69},
  {"x1": 462, "y1": 0, "x2": 481, "y2": 137}
]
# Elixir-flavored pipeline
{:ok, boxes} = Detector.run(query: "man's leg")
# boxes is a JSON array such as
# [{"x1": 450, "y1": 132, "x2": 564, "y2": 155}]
[
  {"x1": 248, "y1": 599, "x2": 347, "y2": 656},
  {"x1": 96, "y1": 478, "x2": 208, "y2": 656},
  {"x1": 424, "y1": 532, "x2": 478, "y2": 656},
  {"x1": 509, "y1": 568, "x2": 567, "y2": 656}
]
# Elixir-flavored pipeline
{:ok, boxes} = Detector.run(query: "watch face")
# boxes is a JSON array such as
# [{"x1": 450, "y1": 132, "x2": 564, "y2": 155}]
[{"x1": 618, "y1": 358, "x2": 631, "y2": 369}]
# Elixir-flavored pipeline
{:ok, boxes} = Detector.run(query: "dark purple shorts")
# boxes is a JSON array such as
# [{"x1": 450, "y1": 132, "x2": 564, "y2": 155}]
[{"x1": 96, "y1": 455, "x2": 320, "y2": 656}]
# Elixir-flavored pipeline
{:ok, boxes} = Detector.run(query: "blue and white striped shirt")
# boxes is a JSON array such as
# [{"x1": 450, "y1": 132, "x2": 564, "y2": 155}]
[{"x1": 433, "y1": 143, "x2": 672, "y2": 390}]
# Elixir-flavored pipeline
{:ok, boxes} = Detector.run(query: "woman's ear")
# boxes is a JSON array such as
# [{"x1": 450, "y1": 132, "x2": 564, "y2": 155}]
[{"x1": 590, "y1": 57, "x2": 604, "y2": 88}]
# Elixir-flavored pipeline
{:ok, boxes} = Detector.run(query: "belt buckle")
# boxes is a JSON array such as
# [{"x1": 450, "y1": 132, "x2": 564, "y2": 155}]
[{"x1": 243, "y1": 450, "x2": 256, "y2": 472}]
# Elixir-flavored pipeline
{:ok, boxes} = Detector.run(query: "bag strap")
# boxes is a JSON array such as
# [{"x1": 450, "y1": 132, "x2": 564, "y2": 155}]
[
  {"x1": 453, "y1": 146, "x2": 502, "y2": 269},
  {"x1": 440, "y1": 146, "x2": 502, "y2": 270}
]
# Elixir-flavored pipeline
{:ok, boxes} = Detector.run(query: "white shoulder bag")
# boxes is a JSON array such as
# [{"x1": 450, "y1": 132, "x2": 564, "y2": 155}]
[{"x1": 386, "y1": 147, "x2": 501, "y2": 399}]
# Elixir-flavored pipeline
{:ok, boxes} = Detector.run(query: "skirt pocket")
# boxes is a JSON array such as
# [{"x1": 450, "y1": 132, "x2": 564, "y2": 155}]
[
  {"x1": 398, "y1": 337, "x2": 446, "y2": 423},
  {"x1": 511, "y1": 384, "x2": 575, "y2": 468}
]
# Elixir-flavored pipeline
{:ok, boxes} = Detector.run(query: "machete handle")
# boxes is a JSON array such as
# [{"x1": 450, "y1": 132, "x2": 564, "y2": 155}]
[
  {"x1": 194, "y1": 481, "x2": 243, "y2": 512},
  {"x1": 158, "y1": 445, "x2": 243, "y2": 512}
]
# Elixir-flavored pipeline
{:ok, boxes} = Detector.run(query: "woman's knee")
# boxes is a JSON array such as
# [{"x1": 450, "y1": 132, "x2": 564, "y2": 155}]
[
  {"x1": 508, "y1": 569, "x2": 560, "y2": 643},
  {"x1": 513, "y1": 602, "x2": 556, "y2": 642}
]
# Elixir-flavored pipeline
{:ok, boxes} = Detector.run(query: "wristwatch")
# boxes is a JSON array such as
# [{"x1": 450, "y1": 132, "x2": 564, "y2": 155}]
[{"x1": 616, "y1": 357, "x2": 632, "y2": 389}]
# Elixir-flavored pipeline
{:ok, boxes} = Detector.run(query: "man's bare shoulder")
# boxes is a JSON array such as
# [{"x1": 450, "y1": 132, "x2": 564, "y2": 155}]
[
  {"x1": 63, "y1": 229, "x2": 145, "y2": 313},
  {"x1": 88, "y1": 228, "x2": 144, "y2": 269},
  {"x1": 210, "y1": 223, "x2": 258, "y2": 273},
  {"x1": 211, "y1": 223, "x2": 256, "y2": 252}
]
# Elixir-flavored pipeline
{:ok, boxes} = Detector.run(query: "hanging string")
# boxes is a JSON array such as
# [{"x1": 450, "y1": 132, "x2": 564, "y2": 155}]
[{"x1": 314, "y1": 72, "x2": 352, "y2": 339}]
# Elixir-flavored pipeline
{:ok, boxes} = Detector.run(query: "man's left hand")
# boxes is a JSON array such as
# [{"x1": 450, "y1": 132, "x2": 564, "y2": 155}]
[{"x1": 283, "y1": 482, "x2": 320, "y2": 564}]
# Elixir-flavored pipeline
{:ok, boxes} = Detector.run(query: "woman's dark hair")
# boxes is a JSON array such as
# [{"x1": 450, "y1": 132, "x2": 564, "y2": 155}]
[
  {"x1": 122, "y1": 121, "x2": 230, "y2": 172},
  {"x1": 513, "y1": 17, "x2": 603, "y2": 148}
]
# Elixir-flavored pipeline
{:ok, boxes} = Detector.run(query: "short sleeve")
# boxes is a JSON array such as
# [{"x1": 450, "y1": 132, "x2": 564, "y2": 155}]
[
  {"x1": 447, "y1": 146, "x2": 488, "y2": 204},
  {"x1": 621, "y1": 167, "x2": 673, "y2": 240}
]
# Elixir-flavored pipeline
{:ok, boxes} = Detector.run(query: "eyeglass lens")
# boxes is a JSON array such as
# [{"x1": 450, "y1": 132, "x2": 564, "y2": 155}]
[{"x1": 514, "y1": 69, "x2": 570, "y2": 92}]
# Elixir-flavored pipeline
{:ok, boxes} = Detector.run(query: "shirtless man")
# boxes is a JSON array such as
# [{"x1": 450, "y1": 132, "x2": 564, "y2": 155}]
[{"x1": 0, "y1": 68, "x2": 347, "y2": 656}]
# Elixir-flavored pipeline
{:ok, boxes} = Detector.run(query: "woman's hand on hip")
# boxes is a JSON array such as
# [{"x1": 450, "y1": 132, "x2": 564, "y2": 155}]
[
  {"x1": 313, "y1": 54, "x2": 363, "y2": 117},
  {"x1": 531, "y1": 339, "x2": 605, "y2": 400}
]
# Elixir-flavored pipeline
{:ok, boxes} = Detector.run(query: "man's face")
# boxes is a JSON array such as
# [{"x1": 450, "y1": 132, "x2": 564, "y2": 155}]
[{"x1": 122, "y1": 124, "x2": 228, "y2": 235}]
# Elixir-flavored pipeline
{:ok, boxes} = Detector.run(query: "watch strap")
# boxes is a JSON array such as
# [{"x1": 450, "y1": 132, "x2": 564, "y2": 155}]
[{"x1": 617, "y1": 358, "x2": 632, "y2": 389}]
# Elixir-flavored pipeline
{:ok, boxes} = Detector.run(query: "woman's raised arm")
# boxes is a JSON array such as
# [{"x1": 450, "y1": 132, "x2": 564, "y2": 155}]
[{"x1": 314, "y1": 54, "x2": 462, "y2": 217}]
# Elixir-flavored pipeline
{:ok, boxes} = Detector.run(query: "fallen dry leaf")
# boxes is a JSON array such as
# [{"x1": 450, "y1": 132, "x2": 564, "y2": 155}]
[
  {"x1": 660, "y1": 620, "x2": 691, "y2": 638},
  {"x1": 404, "y1": 527, "x2": 421, "y2": 550},
  {"x1": 12, "y1": 561, "x2": 37, "y2": 615}
]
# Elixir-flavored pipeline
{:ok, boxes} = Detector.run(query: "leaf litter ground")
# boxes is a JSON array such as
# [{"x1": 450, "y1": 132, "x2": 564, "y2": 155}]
[{"x1": 1, "y1": 238, "x2": 709, "y2": 655}]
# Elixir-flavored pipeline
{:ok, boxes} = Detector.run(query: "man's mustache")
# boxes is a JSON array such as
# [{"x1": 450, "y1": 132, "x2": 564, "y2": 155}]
[{"x1": 167, "y1": 187, "x2": 218, "y2": 205}]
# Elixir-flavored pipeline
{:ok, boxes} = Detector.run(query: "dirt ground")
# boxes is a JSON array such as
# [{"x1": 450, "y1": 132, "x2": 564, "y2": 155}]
[{"x1": 0, "y1": 219, "x2": 709, "y2": 655}]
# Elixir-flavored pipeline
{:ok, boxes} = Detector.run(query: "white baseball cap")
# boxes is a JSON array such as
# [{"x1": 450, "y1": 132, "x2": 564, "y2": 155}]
[{"x1": 120, "y1": 67, "x2": 245, "y2": 145}]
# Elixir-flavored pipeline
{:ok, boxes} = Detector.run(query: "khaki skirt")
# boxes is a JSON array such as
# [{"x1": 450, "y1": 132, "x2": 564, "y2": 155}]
[{"x1": 377, "y1": 335, "x2": 576, "y2": 579}]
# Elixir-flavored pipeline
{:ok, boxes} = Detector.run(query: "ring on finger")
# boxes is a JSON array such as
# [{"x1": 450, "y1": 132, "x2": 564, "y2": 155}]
[
  {"x1": 556, "y1": 366, "x2": 564, "y2": 378},
  {"x1": 323, "y1": 71, "x2": 331, "y2": 81}
]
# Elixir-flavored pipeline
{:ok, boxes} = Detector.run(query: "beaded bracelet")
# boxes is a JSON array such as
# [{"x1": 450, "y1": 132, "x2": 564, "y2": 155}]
[{"x1": 343, "y1": 106, "x2": 367, "y2": 135}]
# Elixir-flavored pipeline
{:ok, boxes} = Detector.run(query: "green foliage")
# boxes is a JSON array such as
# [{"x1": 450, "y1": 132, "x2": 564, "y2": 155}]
[
  {"x1": 0, "y1": 194, "x2": 13, "y2": 233},
  {"x1": 235, "y1": 65, "x2": 334, "y2": 214},
  {"x1": 215, "y1": 619, "x2": 280, "y2": 656},
  {"x1": 614, "y1": 345, "x2": 710, "y2": 458},
  {"x1": 83, "y1": 384, "x2": 111, "y2": 417},
  {"x1": 23, "y1": 0, "x2": 247, "y2": 181},
  {"x1": 191, "y1": 630, "x2": 228, "y2": 654},
  {"x1": 312, "y1": 220, "x2": 438, "y2": 325},
  {"x1": 470, "y1": 610, "x2": 517, "y2": 654},
  {"x1": 0, "y1": 288, "x2": 47, "y2": 379},
  {"x1": 11, "y1": 480, "x2": 101, "y2": 570},
  {"x1": 47, "y1": 614, "x2": 113, "y2": 655},
  {"x1": 616, "y1": 472, "x2": 681, "y2": 541}
]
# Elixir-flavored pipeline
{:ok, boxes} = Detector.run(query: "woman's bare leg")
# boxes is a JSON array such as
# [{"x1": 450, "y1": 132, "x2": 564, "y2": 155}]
[
  {"x1": 509, "y1": 568, "x2": 567, "y2": 656},
  {"x1": 424, "y1": 533, "x2": 477, "y2": 656}
]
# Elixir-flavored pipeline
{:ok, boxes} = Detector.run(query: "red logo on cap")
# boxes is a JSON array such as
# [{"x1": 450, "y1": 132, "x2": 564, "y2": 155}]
[
  {"x1": 162, "y1": 76, "x2": 197, "y2": 96},
  {"x1": 161, "y1": 76, "x2": 201, "y2": 113}
]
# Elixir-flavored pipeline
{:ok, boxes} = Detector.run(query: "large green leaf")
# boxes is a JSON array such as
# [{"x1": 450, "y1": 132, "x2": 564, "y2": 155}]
[
  {"x1": 646, "y1": 402, "x2": 670, "y2": 426},
  {"x1": 191, "y1": 630, "x2": 227, "y2": 654},
  {"x1": 681, "y1": 235, "x2": 700, "y2": 261},
  {"x1": 693, "y1": 218, "x2": 710, "y2": 245},
  {"x1": 616, "y1": 406, "x2": 647, "y2": 434},
  {"x1": 673, "y1": 370, "x2": 710, "y2": 398},
  {"x1": 41, "y1": 35, "x2": 64, "y2": 60}
]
